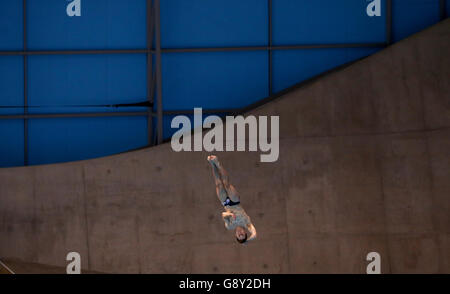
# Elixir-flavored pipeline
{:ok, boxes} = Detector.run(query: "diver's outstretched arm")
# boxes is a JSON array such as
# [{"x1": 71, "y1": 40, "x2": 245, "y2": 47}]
[
  {"x1": 246, "y1": 224, "x2": 257, "y2": 242},
  {"x1": 222, "y1": 212, "x2": 235, "y2": 230}
]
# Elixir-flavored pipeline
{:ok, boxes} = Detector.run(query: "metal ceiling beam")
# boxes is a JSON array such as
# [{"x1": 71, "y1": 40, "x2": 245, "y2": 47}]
[
  {"x1": 161, "y1": 109, "x2": 237, "y2": 116},
  {"x1": 0, "y1": 43, "x2": 385, "y2": 56},
  {"x1": 23, "y1": 0, "x2": 28, "y2": 166},
  {"x1": 0, "y1": 112, "x2": 149, "y2": 120},
  {"x1": 0, "y1": 49, "x2": 152, "y2": 56},
  {"x1": 0, "y1": 108, "x2": 239, "y2": 120},
  {"x1": 273, "y1": 43, "x2": 385, "y2": 50},
  {"x1": 386, "y1": 0, "x2": 393, "y2": 45},
  {"x1": 147, "y1": 0, "x2": 154, "y2": 146},
  {"x1": 440, "y1": 0, "x2": 447, "y2": 20},
  {"x1": 268, "y1": 0, "x2": 273, "y2": 96},
  {"x1": 154, "y1": 0, "x2": 163, "y2": 144}
]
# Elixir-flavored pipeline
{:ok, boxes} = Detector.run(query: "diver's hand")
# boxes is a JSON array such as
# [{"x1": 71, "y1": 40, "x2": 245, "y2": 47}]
[{"x1": 222, "y1": 211, "x2": 235, "y2": 220}]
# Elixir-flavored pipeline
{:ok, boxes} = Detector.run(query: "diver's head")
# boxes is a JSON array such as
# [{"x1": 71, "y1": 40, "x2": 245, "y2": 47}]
[{"x1": 235, "y1": 226, "x2": 247, "y2": 244}]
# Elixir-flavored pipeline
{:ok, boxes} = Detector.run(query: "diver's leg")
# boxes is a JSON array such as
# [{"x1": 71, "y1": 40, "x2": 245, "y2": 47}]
[
  {"x1": 211, "y1": 157, "x2": 240, "y2": 203},
  {"x1": 208, "y1": 157, "x2": 228, "y2": 203}
]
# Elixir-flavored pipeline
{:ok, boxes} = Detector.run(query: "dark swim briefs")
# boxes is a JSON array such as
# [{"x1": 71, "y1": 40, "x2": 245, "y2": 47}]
[{"x1": 223, "y1": 197, "x2": 240, "y2": 207}]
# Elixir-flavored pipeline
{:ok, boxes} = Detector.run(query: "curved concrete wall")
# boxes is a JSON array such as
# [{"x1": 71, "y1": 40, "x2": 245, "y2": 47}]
[{"x1": 0, "y1": 20, "x2": 449, "y2": 274}]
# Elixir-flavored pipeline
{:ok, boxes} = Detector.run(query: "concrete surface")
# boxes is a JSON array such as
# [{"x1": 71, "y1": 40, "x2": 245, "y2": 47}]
[
  {"x1": 0, "y1": 258, "x2": 101, "y2": 274},
  {"x1": 0, "y1": 20, "x2": 449, "y2": 274}
]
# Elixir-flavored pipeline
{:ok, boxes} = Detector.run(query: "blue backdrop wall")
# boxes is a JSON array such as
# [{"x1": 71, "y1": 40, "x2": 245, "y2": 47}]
[{"x1": 0, "y1": 0, "x2": 446, "y2": 167}]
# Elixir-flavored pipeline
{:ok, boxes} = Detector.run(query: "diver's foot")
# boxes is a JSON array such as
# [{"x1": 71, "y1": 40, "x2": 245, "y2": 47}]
[
  {"x1": 208, "y1": 155, "x2": 220, "y2": 168},
  {"x1": 207, "y1": 155, "x2": 220, "y2": 167}
]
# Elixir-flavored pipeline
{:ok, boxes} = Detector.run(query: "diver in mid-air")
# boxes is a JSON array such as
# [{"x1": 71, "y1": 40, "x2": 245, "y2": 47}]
[{"x1": 207, "y1": 155, "x2": 257, "y2": 244}]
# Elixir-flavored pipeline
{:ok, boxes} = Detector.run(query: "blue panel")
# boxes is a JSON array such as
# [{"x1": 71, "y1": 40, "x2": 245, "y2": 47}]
[
  {"x1": 393, "y1": 0, "x2": 440, "y2": 42},
  {"x1": 161, "y1": 0, "x2": 268, "y2": 48},
  {"x1": 28, "y1": 116, "x2": 148, "y2": 165},
  {"x1": 446, "y1": 0, "x2": 450, "y2": 17},
  {"x1": 273, "y1": 0, "x2": 386, "y2": 45},
  {"x1": 162, "y1": 51, "x2": 268, "y2": 110},
  {"x1": 28, "y1": 54, "x2": 147, "y2": 106},
  {"x1": 0, "y1": 0, "x2": 23, "y2": 50},
  {"x1": 0, "y1": 112, "x2": 24, "y2": 167},
  {"x1": 0, "y1": 57, "x2": 24, "y2": 106},
  {"x1": 273, "y1": 47, "x2": 380, "y2": 93},
  {"x1": 27, "y1": 0, "x2": 146, "y2": 50}
]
